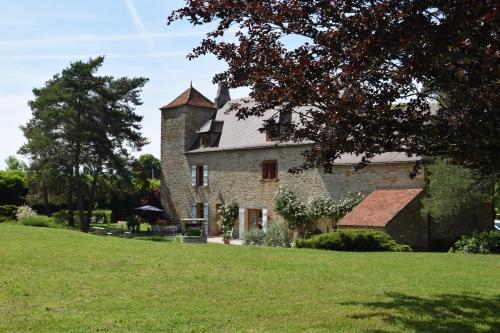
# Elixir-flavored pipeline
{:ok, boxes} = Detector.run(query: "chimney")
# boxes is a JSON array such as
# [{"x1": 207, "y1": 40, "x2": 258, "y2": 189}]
[{"x1": 214, "y1": 81, "x2": 231, "y2": 109}]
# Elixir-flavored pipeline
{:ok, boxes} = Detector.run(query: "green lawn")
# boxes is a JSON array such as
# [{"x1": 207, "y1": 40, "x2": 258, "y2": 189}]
[{"x1": 0, "y1": 224, "x2": 499, "y2": 333}]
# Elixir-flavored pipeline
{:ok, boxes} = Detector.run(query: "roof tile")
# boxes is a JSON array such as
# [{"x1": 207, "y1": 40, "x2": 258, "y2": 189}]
[
  {"x1": 337, "y1": 188, "x2": 423, "y2": 227},
  {"x1": 160, "y1": 86, "x2": 216, "y2": 110}
]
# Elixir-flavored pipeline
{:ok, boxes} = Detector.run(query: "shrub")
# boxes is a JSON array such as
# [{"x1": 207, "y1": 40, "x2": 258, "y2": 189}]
[
  {"x1": 274, "y1": 188, "x2": 313, "y2": 235},
  {"x1": 92, "y1": 210, "x2": 112, "y2": 224},
  {"x1": 296, "y1": 229, "x2": 412, "y2": 252},
  {"x1": 20, "y1": 215, "x2": 60, "y2": 228},
  {"x1": 449, "y1": 231, "x2": 500, "y2": 254},
  {"x1": 217, "y1": 202, "x2": 239, "y2": 241},
  {"x1": 0, "y1": 205, "x2": 17, "y2": 221},
  {"x1": 274, "y1": 187, "x2": 364, "y2": 238},
  {"x1": 0, "y1": 170, "x2": 28, "y2": 206},
  {"x1": 16, "y1": 205, "x2": 37, "y2": 221},
  {"x1": 186, "y1": 229, "x2": 202, "y2": 237},
  {"x1": 243, "y1": 228, "x2": 266, "y2": 246},
  {"x1": 52, "y1": 210, "x2": 71, "y2": 224},
  {"x1": 126, "y1": 216, "x2": 140, "y2": 232},
  {"x1": 264, "y1": 222, "x2": 291, "y2": 247}
]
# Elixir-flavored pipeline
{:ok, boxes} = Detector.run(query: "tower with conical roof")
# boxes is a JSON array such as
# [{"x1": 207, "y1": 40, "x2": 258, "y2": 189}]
[{"x1": 160, "y1": 84, "x2": 216, "y2": 222}]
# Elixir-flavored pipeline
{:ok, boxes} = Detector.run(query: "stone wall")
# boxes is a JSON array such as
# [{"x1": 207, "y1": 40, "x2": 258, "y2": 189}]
[
  {"x1": 384, "y1": 192, "x2": 429, "y2": 251},
  {"x1": 160, "y1": 105, "x2": 215, "y2": 222},
  {"x1": 182, "y1": 145, "x2": 424, "y2": 236}
]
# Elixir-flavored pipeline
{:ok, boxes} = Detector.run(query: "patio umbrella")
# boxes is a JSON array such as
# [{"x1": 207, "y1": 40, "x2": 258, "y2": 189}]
[{"x1": 134, "y1": 205, "x2": 165, "y2": 223}]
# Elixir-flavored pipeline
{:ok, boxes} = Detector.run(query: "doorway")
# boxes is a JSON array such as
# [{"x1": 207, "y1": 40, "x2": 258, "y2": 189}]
[{"x1": 247, "y1": 209, "x2": 263, "y2": 230}]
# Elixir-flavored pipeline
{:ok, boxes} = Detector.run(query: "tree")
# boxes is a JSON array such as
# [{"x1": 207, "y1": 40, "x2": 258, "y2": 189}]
[
  {"x1": 133, "y1": 154, "x2": 161, "y2": 181},
  {"x1": 216, "y1": 202, "x2": 239, "y2": 241},
  {"x1": 20, "y1": 57, "x2": 148, "y2": 231},
  {"x1": 5, "y1": 156, "x2": 27, "y2": 171},
  {"x1": 421, "y1": 158, "x2": 492, "y2": 222},
  {"x1": 0, "y1": 170, "x2": 27, "y2": 206},
  {"x1": 169, "y1": 1, "x2": 499, "y2": 174}
]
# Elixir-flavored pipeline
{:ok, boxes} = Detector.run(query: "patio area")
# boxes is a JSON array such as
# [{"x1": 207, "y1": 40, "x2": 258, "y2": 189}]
[{"x1": 207, "y1": 237, "x2": 243, "y2": 245}]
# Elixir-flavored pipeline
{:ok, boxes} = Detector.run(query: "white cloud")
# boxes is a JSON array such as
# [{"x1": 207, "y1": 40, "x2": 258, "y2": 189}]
[
  {"x1": 0, "y1": 31, "x2": 205, "y2": 50},
  {"x1": 122, "y1": 0, "x2": 169, "y2": 72},
  {"x1": 0, "y1": 51, "x2": 188, "y2": 61}
]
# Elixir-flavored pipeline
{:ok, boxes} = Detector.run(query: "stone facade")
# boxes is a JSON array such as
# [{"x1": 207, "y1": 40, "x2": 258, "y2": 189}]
[
  {"x1": 160, "y1": 88, "x2": 493, "y2": 248},
  {"x1": 161, "y1": 103, "x2": 425, "y2": 236},
  {"x1": 160, "y1": 104, "x2": 215, "y2": 223}
]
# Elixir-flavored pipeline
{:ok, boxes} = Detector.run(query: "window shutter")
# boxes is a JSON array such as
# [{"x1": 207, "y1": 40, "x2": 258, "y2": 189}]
[
  {"x1": 203, "y1": 203, "x2": 209, "y2": 235},
  {"x1": 191, "y1": 203, "x2": 197, "y2": 219},
  {"x1": 203, "y1": 165, "x2": 208, "y2": 186},
  {"x1": 262, "y1": 209, "x2": 268, "y2": 232},
  {"x1": 191, "y1": 166, "x2": 196, "y2": 187},
  {"x1": 238, "y1": 208, "x2": 245, "y2": 239}
]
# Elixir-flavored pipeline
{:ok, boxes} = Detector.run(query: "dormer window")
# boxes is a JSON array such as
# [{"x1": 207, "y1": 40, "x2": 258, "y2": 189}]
[
  {"x1": 200, "y1": 133, "x2": 209, "y2": 147},
  {"x1": 194, "y1": 119, "x2": 224, "y2": 149},
  {"x1": 266, "y1": 110, "x2": 292, "y2": 142}
]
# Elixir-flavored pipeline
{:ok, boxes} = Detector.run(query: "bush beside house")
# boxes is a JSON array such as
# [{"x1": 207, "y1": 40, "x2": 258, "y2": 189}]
[
  {"x1": 296, "y1": 229, "x2": 412, "y2": 252},
  {"x1": 449, "y1": 231, "x2": 500, "y2": 254},
  {"x1": 243, "y1": 222, "x2": 291, "y2": 247}
]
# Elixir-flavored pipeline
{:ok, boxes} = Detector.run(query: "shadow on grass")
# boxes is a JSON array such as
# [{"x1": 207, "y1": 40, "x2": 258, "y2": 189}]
[{"x1": 345, "y1": 292, "x2": 500, "y2": 333}]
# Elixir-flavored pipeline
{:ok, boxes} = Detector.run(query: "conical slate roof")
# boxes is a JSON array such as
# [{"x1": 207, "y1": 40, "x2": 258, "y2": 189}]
[{"x1": 160, "y1": 85, "x2": 216, "y2": 110}]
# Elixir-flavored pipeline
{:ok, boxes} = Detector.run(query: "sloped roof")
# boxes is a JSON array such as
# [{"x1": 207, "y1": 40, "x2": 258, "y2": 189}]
[
  {"x1": 187, "y1": 98, "x2": 421, "y2": 164},
  {"x1": 160, "y1": 86, "x2": 216, "y2": 110},
  {"x1": 337, "y1": 188, "x2": 423, "y2": 228},
  {"x1": 197, "y1": 119, "x2": 224, "y2": 133}
]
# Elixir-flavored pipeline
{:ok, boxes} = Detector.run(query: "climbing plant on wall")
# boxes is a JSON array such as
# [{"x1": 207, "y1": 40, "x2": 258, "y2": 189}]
[{"x1": 274, "y1": 187, "x2": 363, "y2": 237}]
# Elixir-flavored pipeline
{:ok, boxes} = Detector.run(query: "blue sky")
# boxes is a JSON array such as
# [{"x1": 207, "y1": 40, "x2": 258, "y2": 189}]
[{"x1": 0, "y1": 0, "x2": 249, "y2": 169}]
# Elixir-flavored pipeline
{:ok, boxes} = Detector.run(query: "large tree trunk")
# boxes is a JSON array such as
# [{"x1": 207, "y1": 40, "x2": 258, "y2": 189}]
[
  {"x1": 86, "y1": 167, "x2": 101, "y2": 227},
  {"x1": 67, "y1": 170, "x2": 75, "y2": 227},
  {"x1": 73, "y1": 141, "x2": 88, "y2": 232},
  {"x1": 43, "y1": 185, "x2": 51, "y2": 217}
]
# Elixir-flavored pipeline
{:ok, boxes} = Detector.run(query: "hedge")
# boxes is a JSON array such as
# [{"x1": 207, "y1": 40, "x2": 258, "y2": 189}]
[
  {"x1": 295, "y1": 229, "x2": 412, "y2": 252},
  {"x1": 0, "y1": 205, "x2": 17, "y2": 222},
  {"x1": 20, "y1": 216, "x2": 61, "y2": 229}
]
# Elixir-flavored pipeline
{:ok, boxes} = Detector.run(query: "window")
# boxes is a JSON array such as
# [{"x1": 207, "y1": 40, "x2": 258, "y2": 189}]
[
  {"x1": 262, "y1": 160, "x2": 278, "y2": 180},
  {"x1": 196, "y1": 203, "x2": 205, "y2": 219},
  {"x1": 200, "y1": 133, "x2": 209, "y2": 147},
  {"x1": 192, "y1": 165, "x2": 208, "y2": 187},
  {"x1": 266, "y1": 111, "x2": 292, "y2": 142},
  {"x1": 196, "y1": 165, "x2": 204, "y2": 186}
]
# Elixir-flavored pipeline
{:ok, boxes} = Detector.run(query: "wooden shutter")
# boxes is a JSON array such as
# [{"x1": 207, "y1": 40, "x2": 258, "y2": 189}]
[
  {"x1": 191, "y1": 166, "x2": 196, "y2": 187},
  {"x1": 262, "y1": 162, "x2": 268, "y2": 179},
  {"x1": 270, "y1": 163, "x2": 276, "y2": 179},
  {"x1": 238, "y1": 208, "x2": 245, "y2": 239},
  {"x1": 191, "y1": 203, "x2": 197, "y2": 219},
  {"x1": 203, "y1": 165, "x2": 208, "y2": 186},
  {"x1": 262, "y1": 209, "x2": 268, "y2": 232},
  {"x1": 203, "y1": 203, "x2": 209, "y2": 235}
]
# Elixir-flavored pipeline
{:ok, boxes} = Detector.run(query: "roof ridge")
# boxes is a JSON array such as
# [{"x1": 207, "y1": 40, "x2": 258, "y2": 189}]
[{"x1": 160, "y1": 85, "x2": 216, "y2": 110}]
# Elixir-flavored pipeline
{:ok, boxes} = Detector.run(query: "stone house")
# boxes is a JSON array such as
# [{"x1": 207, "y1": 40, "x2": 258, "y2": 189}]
[{"x1": 160, "y1": 84, "x2": 493, "y2": 250}]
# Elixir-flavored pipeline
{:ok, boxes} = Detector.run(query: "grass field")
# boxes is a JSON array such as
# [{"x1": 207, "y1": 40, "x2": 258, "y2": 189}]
[{"x1": 0, "y1": 224, "x2": 499, "y2": 332}]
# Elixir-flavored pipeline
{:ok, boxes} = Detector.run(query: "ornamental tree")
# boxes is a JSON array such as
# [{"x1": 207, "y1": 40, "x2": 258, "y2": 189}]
[
  {"x1": 169, "y1": 1, "x2": 499, "y2": 174},
  {"x1": 274, "y1": 187, "x2": 363, "y2": 237},
  {"x1": 217, "y1": 201, "x2": 239, "y2": 240}
]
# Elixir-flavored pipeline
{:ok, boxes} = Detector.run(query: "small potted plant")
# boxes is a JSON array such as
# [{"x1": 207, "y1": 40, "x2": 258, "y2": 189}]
[{"x1": 217, "y1": 202, "x2": 239, "y2": 244}]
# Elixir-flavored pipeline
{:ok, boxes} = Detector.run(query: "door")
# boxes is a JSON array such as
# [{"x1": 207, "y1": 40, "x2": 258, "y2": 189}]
[{"x1": 247, "y1": 209, "x2": 263, "y2": 230}]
